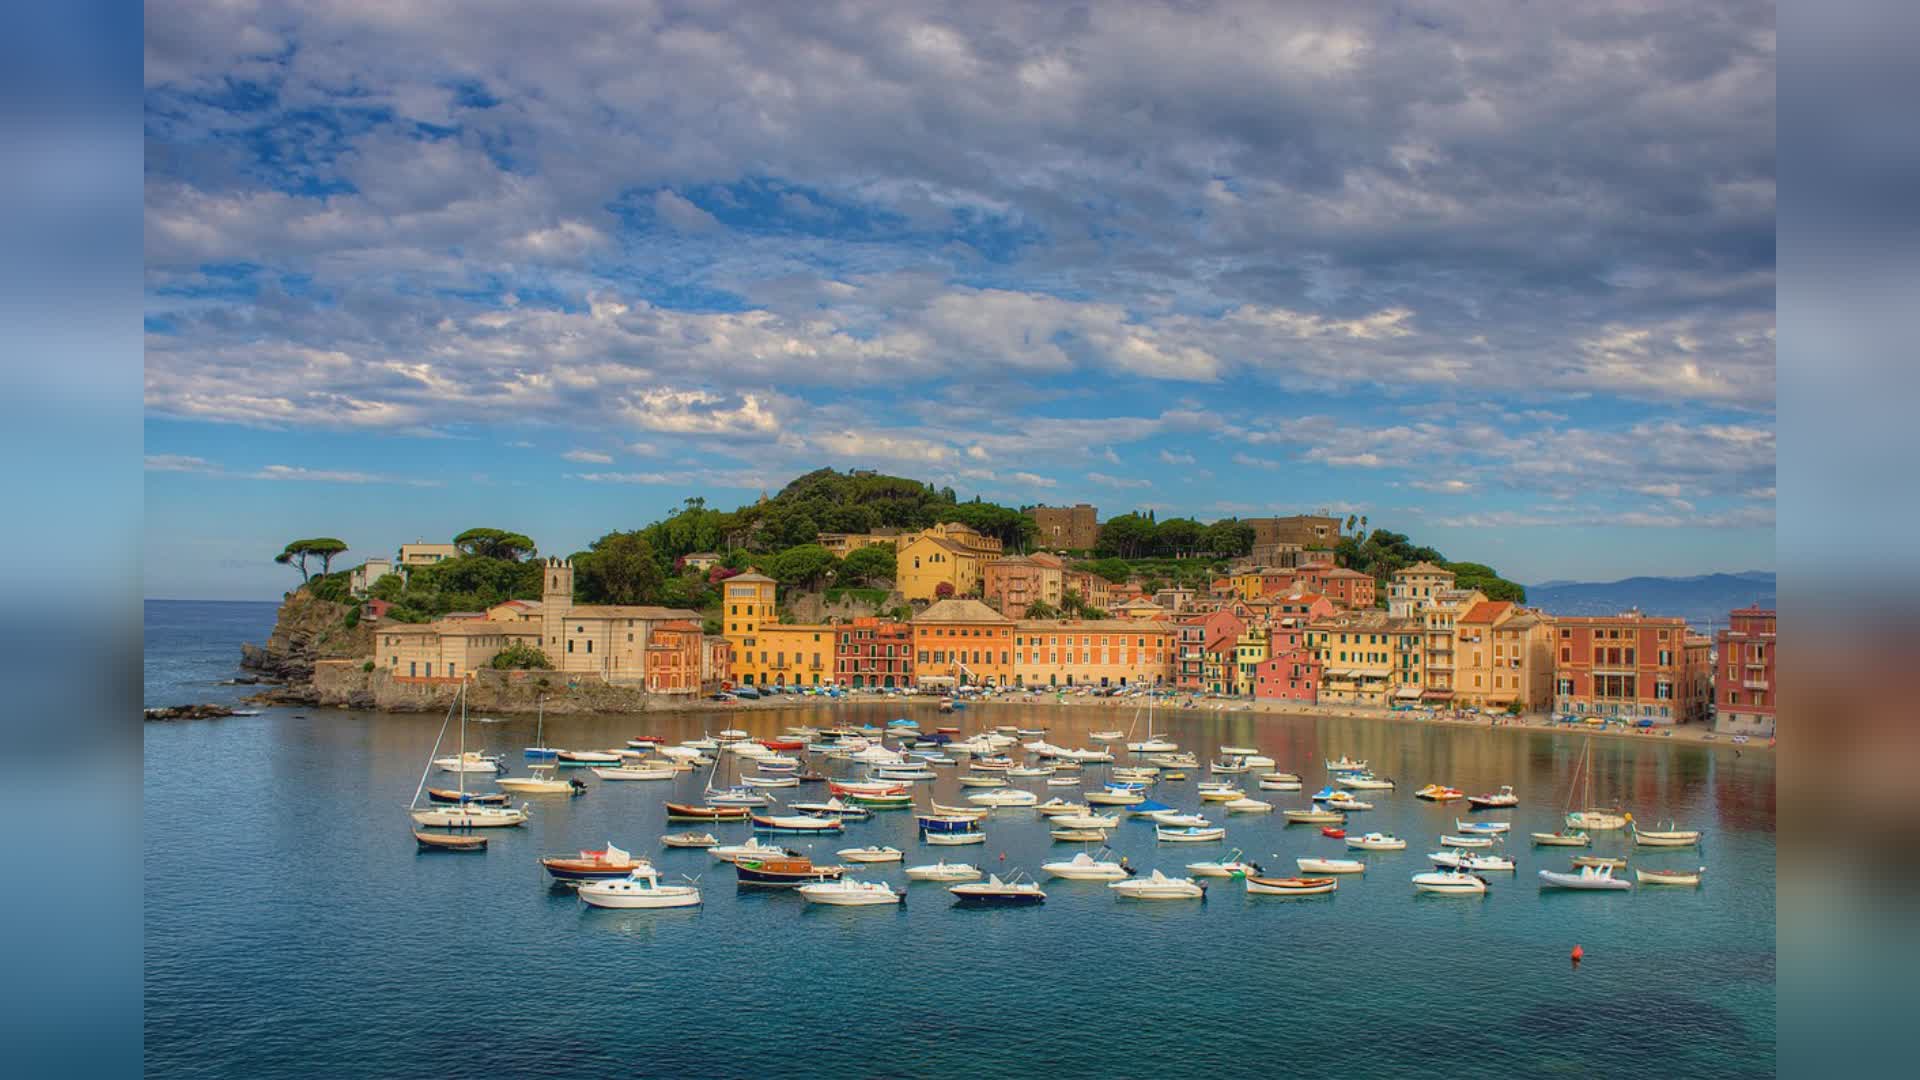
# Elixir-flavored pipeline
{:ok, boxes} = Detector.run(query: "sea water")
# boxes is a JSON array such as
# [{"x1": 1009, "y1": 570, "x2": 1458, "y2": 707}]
[{"x1": 144, "y1": 600, "x2": 1774, "y2": 1078}]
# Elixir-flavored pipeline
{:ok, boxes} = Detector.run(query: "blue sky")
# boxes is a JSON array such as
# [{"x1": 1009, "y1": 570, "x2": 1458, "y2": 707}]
[{"x1": 142, "y1": 1, "x2": 1775, "y2": 601}]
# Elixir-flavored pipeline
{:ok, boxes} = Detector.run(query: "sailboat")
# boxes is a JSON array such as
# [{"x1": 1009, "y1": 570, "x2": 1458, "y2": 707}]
[
  {"x1": 702, "y1": 739, "x2": 772, "y2": 806},
  {"x1": 523, "y1": 696, "x2": 557, "y2": 760},
  {"x1": 411, "y1": 684, "x2": 530, "y2": 830},
  {"x1": 1563, "y1": 736, "x2": 1628, "y2": 830},
  {"x1": 1124, "y1": 690, "x2": 1176, "y2": 754}
]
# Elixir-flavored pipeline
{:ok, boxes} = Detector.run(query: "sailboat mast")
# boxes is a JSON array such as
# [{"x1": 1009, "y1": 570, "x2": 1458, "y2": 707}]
[
  {"x1": 409, "y1": 690, "x2": 459, "y2": 809},
  {"x1": 457, "y1": 683, "x2": 468, "y2": 799}
]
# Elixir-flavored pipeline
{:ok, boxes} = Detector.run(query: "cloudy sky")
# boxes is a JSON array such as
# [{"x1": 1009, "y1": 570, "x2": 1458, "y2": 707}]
[{"x1": 143, "y1": 0, "x2": 1774, "y2": 600}]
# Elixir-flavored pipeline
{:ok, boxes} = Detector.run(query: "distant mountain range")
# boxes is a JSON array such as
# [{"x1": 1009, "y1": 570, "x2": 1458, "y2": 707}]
[{"x1": 1525, "y1": 571, "x2": 1775, "y2": 631}]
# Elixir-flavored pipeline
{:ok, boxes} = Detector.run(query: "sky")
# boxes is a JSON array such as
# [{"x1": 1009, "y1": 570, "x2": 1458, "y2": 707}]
[{"x1": 142, "y1": 1, "x2": 1775, "y2": 601}]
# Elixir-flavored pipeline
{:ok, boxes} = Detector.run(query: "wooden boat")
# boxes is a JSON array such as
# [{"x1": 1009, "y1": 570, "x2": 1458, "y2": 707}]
[
  {"x1": 1284, "y1": 808, "x2": 1345, "y2": 825},
  {"x1": 796, "y1": 878, "x2": 902, "y2": 906},
  {"x1": 578, "y1": 867, "x2": 701, "y2": 909},
  {"x1": 734, "y1": 856, "x2": 848, "y2": 888},
  {"x1": 426, "y1": 787, "x2": 509, "y2": 805},
  {"x1": 661, "y1": 831, "x2": 718, "y2": 849},
  {"x1": 1415, "y1": 784, "x2": 1465, "y2": 802},
  {"x1": 1108, "y1": 869, "x2": 1204, "y2": 899},
  {"x1": 1571, "y1": 854, "x2": 1629, "y2": 870},
  {"x1": 836, "y1": 845, "x2": 904, "y2": 863},
  {"x1": 966, "y1": 789, "x2": 1038, "y2": 807},
  {"x1": 1346, "y1": 832, "x2": 1406, "y2": 851},
  {"x1": 1321, "y1": 826, "x2": 1347, "y2": 839},
  {"x1": 957, "y1": 774, "x2": 1009, "y2": 788},
  {"x1": 904, "y1": 861, "x2": 981, "y2": 882},
  {"x1": 1245, "y1": 874, "x2": 1336, "y2": 896},
  {"x1": 1453, "y1": 819, "x2": 1511, "y2": 835},
  {"x1": 1049, "y1": 828, "x2": 1109, "y2": 842},
  {"x1": 922, "y1": 829, "x2": 986, "y2": 846},
  {"x1": 750, "y1": 813, "x2": 844, "y2": 834},
  {"x1": 1259, "y1": 775, "x2": 1304, "y2": 791},
  {"x1": 1531, "y1": 830, "x2": 1591, "y2": 847},
  {"x1": 541, "y1": 844, "x2": 648, "y2": 883},
  {"x1": 665, "y1": 802, "x2": 751, "y2": 822},
  {"x1": 1209, "y1": 759, "x2": 1250, "y2": 775},
  {"x1": 846, "y1": 791, "x2": 913, "y2": 808},
  {"x1": 1219, "y1": 745, "x2": 1260, "y2": 757},
  {"x1": 950, "y1": 873, "x2": 1046, "y2": 906},
  {"x1": 1438, "y1": 834, "x2": 1493, "y2": 848},
  {"x1": 1198, "y1": 786, "x2": 1245, "y2": 803},
  {"x1": 1034, "y1": 798, "x2": 1088, "y2": 817},
  {"x1": 1224, "y1": 798, "x2": 1272, "y2": 814},
  {"x1": 556, "y1": 749, "x2": 622, "y2": 766},
  {"x1": 1538, "y1": 864, "x2": 1632, "y2": 890},
  {"x1": 413, "y1": 829, "x2": 487, "y2": 851},
  {"x1": 1467, "y1": 785, "x2": 1519, "y2": 809},
  {"x1": 739, "y1": 774, "x2": 800, "y2": 788},
  {"x1": 1051, "y1": 811, "x2": 1120, "y2": 829},
  {"x1": 1635, "y1": 866, "x2": 1705, "y2": 886},
  {"x1": 928, "y1": 802, "x2": 990, "y2": 819},
  {"x1": 1413, "y1": 869, "x2": 1489, "y2": 895},
  {"x1": 757, "y1": 738, "x2": 805, "y2": 751},
  {"x1": 590, "y1": 765, "x2": 677, "y2": 781},
  {"x1": 827, "y1": 779, "x2": 908, "y2": 798},
  {"x1": 1155, "y1": 825, "x2": 1227, "y2": 843},
  {"x1": 626, "y1": 734, "x2": 666, "y2": 748},
  {"x1": 1632, "y1": 823, "x2": 1702, "y2": 847},
  {"x1": 1296, "y1": 856, "x2": 1365, "y2": 874},
  {"x1": 1088, "y1": 730, "x2": 1124, "y2": 742},
  {"x1": 1148, "y1": 811, "x2": 1211, "y2": 826}
]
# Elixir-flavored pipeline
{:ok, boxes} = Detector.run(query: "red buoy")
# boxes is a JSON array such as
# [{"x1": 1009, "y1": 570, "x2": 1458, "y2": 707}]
[{"x1": 1571, "y1": 945, "x2": 1584, "y2": 965}]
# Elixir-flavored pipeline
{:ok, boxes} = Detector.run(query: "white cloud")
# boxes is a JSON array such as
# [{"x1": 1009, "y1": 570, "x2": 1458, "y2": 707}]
[
  {"x1": 1087, "y1": 472, "x2": 1150, "y2": 489},
  {"x1": 249, "y1": 464, "x2": 440, "y2": 487},
  {"x1": 570, "y1": 471, "x2": 675, "y2": 485},
  {"x1": 1010, "y1": 471, "x2": 1058, "y2": 488},
  {"x1": 653, "y1": 190, "x2": 722, "y2": 233},
  {"x1": 1231, "y1": 451, "x2": 1281, "y2": 469},
  {"x1": 145, "y1": 453, "x2": 215, "y2": 474},
  {"x1": 1158, "y1": 450, "x2": 1196, "y2": 465},
  {"x1": 561, "y1": 448, "x2": 613, "y2": 464},
  {"x1": 1410, "y1": 479, "x2": 1474, "y2": 494}
]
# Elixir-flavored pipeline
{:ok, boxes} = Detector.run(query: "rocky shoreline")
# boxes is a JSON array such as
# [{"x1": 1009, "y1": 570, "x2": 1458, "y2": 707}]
[{"x1": 145, "y1": 703, "x2": 243, "y2": 722}]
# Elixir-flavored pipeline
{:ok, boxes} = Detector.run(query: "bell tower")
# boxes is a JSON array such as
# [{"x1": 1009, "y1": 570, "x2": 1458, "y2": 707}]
[{"x1": 541, "y1": 556, "x2": 574, "y2": 657}]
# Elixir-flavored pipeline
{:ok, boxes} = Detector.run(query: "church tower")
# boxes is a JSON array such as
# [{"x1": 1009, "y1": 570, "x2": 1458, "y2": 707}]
[{"x1": 540, "y1": 556, "x2": 574, "y2": 656}]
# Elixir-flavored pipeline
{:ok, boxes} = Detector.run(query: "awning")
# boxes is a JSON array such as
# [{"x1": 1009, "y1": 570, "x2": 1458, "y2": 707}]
[
  {"x1": 1394, "y1": 687, "x2": 1423, "y2": 700},
  {"x1": 1421, "y1": 689, "x2": 1454, "y2": 700}
]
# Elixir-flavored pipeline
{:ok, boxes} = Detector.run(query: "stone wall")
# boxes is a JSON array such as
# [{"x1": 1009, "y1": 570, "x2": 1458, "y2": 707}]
[{"x1": 298, "y1": 661, "x2": 705, "y2": 715}]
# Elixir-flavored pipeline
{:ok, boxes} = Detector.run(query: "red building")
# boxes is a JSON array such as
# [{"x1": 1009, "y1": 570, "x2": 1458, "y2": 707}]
[
  {"x1": 1252, "y1": 650, "x2": 1321, "y2": 702},
  {"x1": 1295, "y1": 566, "x2": 1376, "y2": 608},
  {"x1": 1714, "y1": 607, "x2": 1775, "y2": 736},
  {"x1": 643, "y1": 620, "x2": 704, "y2": 694},
  {"x1": 836, "y1": 617, "x2": 914, "y2": 688},
  {"x1": 1551, "y1": 612, "x2": 1712, "y2": 725}
]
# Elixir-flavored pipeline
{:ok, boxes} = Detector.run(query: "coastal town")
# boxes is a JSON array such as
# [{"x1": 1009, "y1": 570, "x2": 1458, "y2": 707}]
[{"x1": 311, "y1": 504, "x2": 1775, "y2": 740}]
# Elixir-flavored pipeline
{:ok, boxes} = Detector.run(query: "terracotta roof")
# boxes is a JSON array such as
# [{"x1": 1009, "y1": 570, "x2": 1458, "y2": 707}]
[
  {"x1": 913, "y1": 598, "x2": 1013, "y2": 624},
  {"x1": 1396, "y1": 561, "x2": 1453, "y2": 577},
  {"x1": 725, "y1": 572, "x2": 776, "y2": 583},
  {"x1": 1459, "y1": 601, "x2": 1515, "y2": 624},
  {"x1": 904, "y1": 535, "x2": 981, "y2": 557},
  {"x1": 1323, "y1": 567, "x2": 1372, "y2": 579}
]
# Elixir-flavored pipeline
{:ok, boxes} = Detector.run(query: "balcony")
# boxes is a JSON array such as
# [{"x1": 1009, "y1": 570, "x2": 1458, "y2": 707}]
[{"x1": 1742, "y1": 679, "x2": 1769, "y2": 690}]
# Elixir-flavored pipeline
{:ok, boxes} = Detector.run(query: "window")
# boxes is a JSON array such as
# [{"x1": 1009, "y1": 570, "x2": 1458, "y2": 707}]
[{"x1": 567, "y1": 640, "x2": 574, "y2": 653}]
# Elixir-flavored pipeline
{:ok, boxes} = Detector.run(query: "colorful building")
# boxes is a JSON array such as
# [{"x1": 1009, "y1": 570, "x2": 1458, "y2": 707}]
[
  {"x1": 983, "y1": 555, "x2": 1065, "y2": 615},
  {"x1": 1419, "y1": 588, "x2": 1487, "y2": 706},
  {"x1": 1232, "y1": 624, "x2": 1271, "y2": 697},
  {"x1": 1014, "y1": 619, "x2": 1173, "y2": 688},
  {"x1": 912, "y1": 598, "x2": 1015, "y2": 687},
  {"x1": 1714, "y1": 607, "x2": 1776, "y2": 736},
  {"x1": 533, "y1": 558, "x2": 710, "y2": 683},
  {"x1": 1307, "y1": 610, "x2": 1394, "y2": 706},
  {"x1": 815, "y1": 530, "x2": 902, "y2": 557},
  {"x1": 1551, "y1": 612, "x2": 1713, "y2": 725},
  {"x1": 1176, "y1": 610, "x2": 1244, "y2": 692},
  {"x1": 1452, "y1": 602, "x2": 1554, "y2": 711},
  {"x1": 719, "y1": 570, "x2": 832, "y2": 687},
  {"x1": 1388, "y1": 561, "x2": 1455, "y2": 617},
  {"x1": 1297, "y1": 565, "x2": 1377, "y2": 609},
  {"x1": 1252, "y1": 650, "x2": 1321, "y2": 702},
  {"x1": 896, "y1": 534, "x2": 987, "y2": 602},
  {"x1": 836, "y1": 617, "x2": 915, "y2": 689}
]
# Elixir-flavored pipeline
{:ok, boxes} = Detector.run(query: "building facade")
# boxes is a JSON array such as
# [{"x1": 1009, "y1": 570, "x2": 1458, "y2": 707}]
[
  {"x1": 1026, "y1": 503, "x2": 1101, "y2": 550},
  {"x1": 1307, "y1": 610, "x2": 1394, "y2": 706},
  {"x1": 983, "y1": 556, "x2": 1065, "y2": 614},
  {"x1": 1714, "y1": 606, "x2": 1776, "y2": 736},
  {"x1": 1389, "y1": 561, "x2": 1455, "y2": 617},
  {"x1": 836, "y1": 617, "x2": 915, "y2": 688},
  {"x1": 896, "y1": 535, "x2": 986, "y2": 601},
  {"x1": 1551, "y1": 612, "x2": 1714, "y2": 725},
  {"x1": 1013, "y1": 619, "x2": 1173, "y2": 687},
  {"x1": 1252, "y1": 651, "x2": 1321, "y2": 702},
  {"x1": 398, "y1": 541, "x2": 460, "y2": 568},
  {"x1": 912, "y1": 599, "x2": 1015, "y2": 687},
  {"x1": 350, "y1": 557, "x2": 394, "y2": 596},
  {"x1": 1451, "y1": 602, "x2": 1554, "y2": 711}
]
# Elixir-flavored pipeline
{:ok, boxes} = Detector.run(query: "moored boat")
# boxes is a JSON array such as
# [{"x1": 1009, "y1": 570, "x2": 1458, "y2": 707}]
[
  {"x1": 1428, "y1": 849, "x2": 1516, "y2": 872},
  {"x1": 966, "y1": 789, "x2": 1038, "y2": 807},
  {"x1": 709, "y1": 837, "x2": 794, "y2": 864},
  {"x1": 1438, "y1": 834, "x2": 1494, "y2": 848},
  {"x1": 541, "y1": 843, "x2": 648, "y2": 883},
  {"x1": 836, "y1": 845, "x2": 904, "y2": 863},
  {"x1": 796, "y1": 878, "x2": 902, "y2": 906},
  {"x1": 1415, "y1": 783, "x2": 1465, "y2": 802},
  {"x1": 750, "y1": 813, "x2": 844, "y2": 834},
  {"x1": 1108, "y1": 868, "x2": 1204, "y2": 899},
  {"x1": 789, "y1": 798, "x2": 871, "y2": 821},
  {"x1": 1531, "y1": 830, "x2": 1591, "y2": 847},
  {"x1": 921, "y1": 829, "x2": 987, "y2": 846},
  {"x1": 1296, "y1": 857, "x2": 1365, "y2": 874},
  {"x1": 949, "y1": 873, "x2": 1047, "y2": 906},
  {"x1": 1571, "y1": 854, "x2": 1630, "y2": 870},
  {"x1": 1413, "y1": 869, "x2": 1489, "y2": 894},
  {"x1": 409, "y1": 803, "x2": 529, "y2": 828},
  {"x1": 1283, "y1": 808, "x2": 1345, "y2": 825},
  {"x1": 495, "y1": 767, "x2": 586, "y2": 795},
  {"x1": 665, "y1": 802, "x2": 752, "y2": 822},
  {"x1": 904, "y1": 860, "x2": 981, "y2": 881},
  {"x1": 1155, "y1": 825, "x2": 1227, "y2": 843},
  {"x1": 1467, "y1": 785, "x2": 1519, "y2": 809},
  {"x1": 1049, "y1": 827, "x2": 1109, "y2": 842},
  {"x1": 555, "y1": 749, "x2": 622, "y2": 766},
  {"x1": 1224, "y1": 798, "x2": 1272, "y2": 814},
  {"x1": 434, "y1": 751, "x2": 503, "y2": 774},
  {"x1": 413, "y1": 829, "x2": 487, "y2": 851},
  {"x1": 661, "y1": 831, "x2": 718, "y2": 849},
  {"x1": 1258, "y1": 774, "x2": 1304, "y2": 791},
  {"x1": 577, "y1": 867, "x2": 702, "y2": 909},
  {"x1": 1186, "y1": 850, "x2": 1261, "y2": 878},
  {"x1": 426, "y1": 787, "x2": 509, "y2": 805},
  {"x1": 1245, "y1": 874, "x2": 1336, "y2": 896},
  {"x1": 1635, "y1": 866, "x2": 1705, "y2": 886},
  {"x1": 591, "y1": 765, "x2": 677, "y2": 781},
  {"x1": 1345, "y1": 832, "x2": 1406, "y2": 851},
  {"x1": 1042, "y1": 850, "x2": 1134, "y2": 880},
  {"x1": 1538, "y1": 864, "x2": 1632, "y2": 890},
  {"x1": 734, "y1": 855, "x2": 847, "y2": 887},
  {"x1": 1632, "y1": 823, "x2": 1702, "y2": 847},
  {"x1": 1452, "y1": 819, "x2": 1511, "y2": 835}
]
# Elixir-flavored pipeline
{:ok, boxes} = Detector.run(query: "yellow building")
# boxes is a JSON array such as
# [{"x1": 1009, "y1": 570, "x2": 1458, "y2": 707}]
[
  {"x1": 1389, "y1": 561, "x2": 1456, "y2": 618},
  {"x1": 1111, "y1": 598, "x2": 1169, "y2": 620},
  {"x1": 398, "y1": 541, "x2": 460, "y2": 567},
  {"x1": 896, "y1": 535, "x2": 986, "y2": 602},
  {"x1": 1307, "y1": 610, "x2": 1394, "y2": 706},
  {"x1": 1452, "y1": 602, "x2": 1554, "y2": 711},
  {"x1": 815, "y1": 530, "x2": 902, "y2": 557},
  {"x1": 1388, "y1": 615, "x2": 1427, "y2": 704},
  {"x1": 1232, "y1": 624, "x2": 1271, "y2": 697},
  {"x1": 912, "y1": 598, "x2": 1014, "y2": 687},
  {"x1": 379, "y1": 620, "x2": 541, "y2": 681},
  {"x1": 1420, "y1": 588, "x2": 1487, "y2": 703},
  {"x1": 1013, "y1": 619, "x2": 1174, "y2": 688},
  {"x1": 898, "y1": 521, "x2": 1003, "y2": 556},
  {"x1": 1230, "y1": 570, "x2": 1267, "y2": 602},
  {"x1": 751, "y1": 624, "x2": 838, "y2": 687}
]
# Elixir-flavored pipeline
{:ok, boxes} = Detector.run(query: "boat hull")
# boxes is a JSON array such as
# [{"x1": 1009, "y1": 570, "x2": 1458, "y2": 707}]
[
  {"x1": 664, "y1": 803, "x2": 751, "y2": 821},
  {"x1": 1246, "y1": 875, "x2": 1336, "y2": 895},
  {"x1": 413, "y1": 830, "x2": 487, "y2": 851},
  {"x1": 734, "y1": 861, "x2": 847, "y2": 887},
  {"x1": 922, "y1": 831, "x2": 986, "y2": 846},
  {"x1": 578, "y1": 884, "x2": 701, "y2": 909},
  {"x1": 409, "y1": 807, "x2": 527, "y2": 828}
]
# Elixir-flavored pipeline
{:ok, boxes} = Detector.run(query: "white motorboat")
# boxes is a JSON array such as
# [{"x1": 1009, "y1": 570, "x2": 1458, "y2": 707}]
[
  {"x1": 1043, "y1": 850, "x2": 1135, "y2": 881},
  {"x1": 1224, "y1": 798, "x2": 1272, "y2": 814},
  {"x1": 1243, "y1": 755, "x2": 1276, "y2": 769},
  {"x1": 1334, "y1": 773, "x2": 1396, "y2": 790},
  {"x1": 1538, "y1": 864, "x2": 1633, "y2": 891},
  {"x1": 1053, "y1": 747, "x2": 1114, "y2": 763},
  {"x1": 1198, "y1": 786, "x2": 1246, "y2": 803},
  {"x1": 949, "y1": 874, "x2": 1047, "y2": 905},
  {"x1": 873, "y1": 766, "x2": 935, "y2": 782},
  {"x1": 1046, "y1": 776, "x2": 1083, "y2": 787},
  {"x1": 1148, "y1": 810, "x2": 1211, "y2": 826},
  {"x1": 1438, "y1": 834, "x2": 1494, "y2": 848},
  {"x1": 709, "y1": 837, "x2": 792, "y2": 863},
  {"x1": 1413, "y1": 869, "x2": 1489, "y2": 895},
  {"x1": 495, "y1": 766, "x2": 584, "y2": 795},
  {"x1": 922, "y1": 829, "x2": 987, "y2": 846},
  {"x1": 836, "y1": 846, "x2": 904, "y2": 864},
  {"x1": 1258, "y1": 774, "x2": 1303, "y2": 791},
  {"x1": 904, "y1": 861, "x2": 982, "y2": 882},
  {"x1": 1531, "y1": 830, "x2": 1592, "y2": 847},
  {"x1": 1127, "y1": 739, "x2": 1178, "y2": 754},
  {"x1": 661, "y1": 831, "x2": 718, "y2": 849},
  {"x1": 1209, "y1": 758, "x2": 1250, "y2": 775},
  {"x1": 1635, "y1": 866, "x2": 1705, "y2": 886},
  {"x1": 591, "y1": 765, "x2": 677, "y2": 781},
  {"x1": 556, "y1": 749, "x2": 624, "y2": 766},
  {"x1": 1632, "y1": 823, "x2": 1702, "y2": 847},
  {"x1": 1467, "y1": 785, "x2": 1519, "y2": 808},
  {"x1": 1034, "y1": 799, "x2": 1089, "y2": 817},
  {"x1": 1453, "y1": 819, "x2": 1511, "y2": 834},
  {"x1": 966, "y1": 789, "x2": 1038, "y2": 807},
  {"x1": 578, "y1": 867, "x2": 702, "y2": 909},
  {"x1": 1006, "y1": 765, "x2": 1056, "y2": 778},
  {"x1": 1428, "y1": 849, "x2": 1516, "y2": 872},
  {"x1": 796, "y1": 879, "x2": 903, "y2": 906},
  {"x1": 1050, "y1": 828, "x2": 1109, "y2": 842},
  {"x1": 1088, "y1": 730, "x2": 1125, "y2": 742},
  {"x1": 434, "y1": 751, "x2": 502, "y2": 774},
  {"x1": 1109, "y1": 869, "x2": 1205, "y2": 899},
  {"x1": 1296, "y1": 857, "x2": 1365, "y2": 874},
  {"x1": 1155, "y1": 825, "x2": 1227, "y2": 843},
  {"x1": 1186, "y1": 850, "x2": 1262, "y2": 878},
  {"x1": 1085, "y1": 788, "x2": 1147, "y2": 807},
  {"x1": 1284, "y1": 808, "x2": 1345, "y2": 825},
  {"x1": 1052, "y1": 812, "x2": 1120, "y2": 830},
  {"x1": 1150, "y1": 753, "x2": 1199, "y2": 768},
  {"x1": 957, "y1": 774, "x2": 1009, "y2": 788},
  {"x1": 1346, "y1": 832, "x2": 1406, "y2": 851},
  {"x1": 790, "y1": 798, "x2": 871, "y2": 820}
]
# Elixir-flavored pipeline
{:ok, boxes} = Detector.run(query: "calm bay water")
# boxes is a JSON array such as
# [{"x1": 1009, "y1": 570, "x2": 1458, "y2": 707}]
[{"x1": 145, "y1": 600, "x2": 1774, "y2": 1078}]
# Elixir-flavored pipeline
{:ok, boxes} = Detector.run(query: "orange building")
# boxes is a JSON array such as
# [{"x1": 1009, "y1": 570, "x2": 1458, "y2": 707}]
[
  {"x1": 912, "y1": 598, "x2": 1015, "y2": 688},
  {"x1": 1551, "y1": 612, "x2": 1713, "y2": 725},
  {"x1": 643, "y1": 621, "x2": 703, "y2": 694},
  {"x1": 1451, "y1": 602, "x2": 1554, "y2": 711},
  {"x1": 1014, "y1": 619, "x2": 1174, "y2": 688}
]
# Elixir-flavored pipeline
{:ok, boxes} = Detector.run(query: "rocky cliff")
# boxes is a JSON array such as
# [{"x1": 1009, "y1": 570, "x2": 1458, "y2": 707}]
[{"x1": 240, "y1": 589, "x2": 375, "y2": 687}]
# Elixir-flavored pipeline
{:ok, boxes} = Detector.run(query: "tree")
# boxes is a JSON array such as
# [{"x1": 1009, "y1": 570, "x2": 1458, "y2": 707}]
[
  {"x1": 276, "y1": 538, "x2": 348, "y2": 582},
  {"x1": 1023, "y1": 600, "x2": 1061, "y2": 619},
  {"x1": 1445, "y1": 562, "x2": 1526, "y2": 603},
  {"x1": 573, "y1": 531, "x2": 664, "y2": 605},
  {"x1": 1089, "y1": 557, "x2": 1132, "y2": 584},
  {"x1": 453, "y1": 527, "x2": 538, "y2": 561},
  {"x1": 1201, "y1": 519, "x2": 1254, "y2": 557},
  {"x1": 490, "y1": 641, "x2": 553, "y2": 670},
  {"x1": 1154, "y1": 517, "x2": 1204, "y2": 557},
  {"x1": 770, "y1": 545, "x2": 839, "y2": 591},
  {"x1": 1094, "y1": 513, "x2": 1155, "y2": 558},
  {"x1": 840, "y1": 544, "x2": 897, "y2": 587}
]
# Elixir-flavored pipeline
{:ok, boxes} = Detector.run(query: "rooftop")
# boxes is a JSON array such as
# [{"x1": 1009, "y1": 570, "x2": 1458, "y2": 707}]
[{"x1": 913, "y1": 598, "x2": 1013, "y2": 624}]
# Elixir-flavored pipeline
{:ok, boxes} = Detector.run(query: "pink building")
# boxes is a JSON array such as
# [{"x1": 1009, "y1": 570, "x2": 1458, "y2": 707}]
[
  {"x1": 1252, "y1": 651, "x2": 1321, "y2": 702},
  {"x1": 1176, "y1": 609, "x2": 1245, "y2": 691}
]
